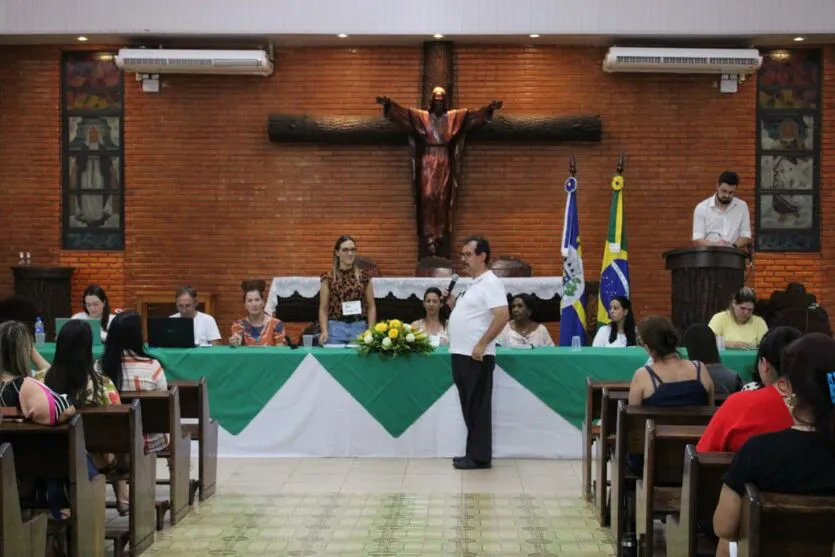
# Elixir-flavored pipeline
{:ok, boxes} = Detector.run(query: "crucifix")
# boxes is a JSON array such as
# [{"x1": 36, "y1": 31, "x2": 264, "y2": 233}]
[{"x1": 268, "y1": 42, "x2": 603, "y2": 261}]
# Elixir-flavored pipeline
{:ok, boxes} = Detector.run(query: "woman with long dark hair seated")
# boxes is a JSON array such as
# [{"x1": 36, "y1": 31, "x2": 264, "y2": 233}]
[
  {"x1": 682, "y1": 323, "x2": 742, "y2": 394},
  {"x1": 411, "y1": 287, "x2": 449, "y2": 346},
  {"x1": 592, "y1": 295, "x2": 637, "y2": 348},
  {"x1": 71, "y1": 284, "x2": 117, "y2": 341},
  {"x1": 713, "y1": 333, "x2": 835, "y2": 556}
]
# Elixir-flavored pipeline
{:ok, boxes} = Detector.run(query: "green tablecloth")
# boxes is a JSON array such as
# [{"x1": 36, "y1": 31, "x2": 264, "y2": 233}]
[{"x1": 33, "y1": 345, "x2": 756, "y2": 437}]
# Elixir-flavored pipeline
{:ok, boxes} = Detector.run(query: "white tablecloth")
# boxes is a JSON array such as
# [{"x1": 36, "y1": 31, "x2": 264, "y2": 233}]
[{"x1": 266, "y1": 276, "x2": 563, "y2": 315}]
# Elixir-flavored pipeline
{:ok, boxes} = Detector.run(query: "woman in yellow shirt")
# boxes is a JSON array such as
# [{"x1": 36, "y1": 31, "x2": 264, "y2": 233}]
[{"x1": 708, "y1": 287, "x2": 768, "y2": 350}]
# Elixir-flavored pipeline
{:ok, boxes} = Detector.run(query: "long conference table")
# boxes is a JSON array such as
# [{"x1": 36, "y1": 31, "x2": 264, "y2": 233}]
[{"x1": 36, "y1": 345, "x2": 755, "y2": 459}]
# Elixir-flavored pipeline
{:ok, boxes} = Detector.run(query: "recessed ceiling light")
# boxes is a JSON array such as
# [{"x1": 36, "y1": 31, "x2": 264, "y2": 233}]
[
  {"x1": 793, "y1": 36, "x2": 805, "y2": 42},
  {"x1": 337, "y1": 33, "x2": 348, "y2": 38},
  {"x1": 433, "y1": 33, "x2": 444, "y2": 39},
  {"x1": 529, "y1": 34, "x2": 540, "y2": 38},
  {"x1": 77, "y1": 36, "x2": 88, "y2": 42}
]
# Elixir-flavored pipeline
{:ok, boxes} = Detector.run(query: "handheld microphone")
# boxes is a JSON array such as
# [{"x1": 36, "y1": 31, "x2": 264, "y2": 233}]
[{"x1": 442, "y1": 274, "x2": 460, "y2": 301}]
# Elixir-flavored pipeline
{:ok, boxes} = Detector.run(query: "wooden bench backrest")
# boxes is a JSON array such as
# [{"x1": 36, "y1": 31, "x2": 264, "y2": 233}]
[
  {"x1": 169, "y1": 379, "x2": 206, "y2": 420},
  {"x1": 587, "y1": 379, "x2": 631, "y2": 423},
  {"x1": 0, "y1": 443, "x2": 24, "y2": 549},
  {"x1": 120, "y1": 387, "x2": 181, "y2": 435},
  {"x1": 619, "y1": 404, "x2": 716, "y2": 455},
  {"x1": 78, "y1": 400, "x2": 143, "y2": 455},
  {"x1": 739, "y1": 484, "x2": 835, "y2": 557},
  {"x1": 645, "y1": 424, "x2": 706, "y2": 486},
  {"x1": 0, "y1": 414, "x2": 87, "y2": 479}
]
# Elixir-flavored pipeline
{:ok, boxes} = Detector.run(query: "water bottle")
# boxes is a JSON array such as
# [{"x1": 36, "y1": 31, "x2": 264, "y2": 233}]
[{"x1": 34, "y1": 317, "x2": 46, "y2": 345}]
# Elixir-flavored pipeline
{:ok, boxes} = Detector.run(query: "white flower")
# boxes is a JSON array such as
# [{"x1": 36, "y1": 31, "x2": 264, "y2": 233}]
[
  {"x1": 381, "y1": 337, "x2": 392, "y2": 348},
  {"x1": 405, "y1": 333, "x2": 415, "y2": 343},
  {"x1": 364, "y1": 334, "x2": 374, "y2": 345},
  {"x1": 403, "y1": 323, "x2": 412, "y2": 332}
]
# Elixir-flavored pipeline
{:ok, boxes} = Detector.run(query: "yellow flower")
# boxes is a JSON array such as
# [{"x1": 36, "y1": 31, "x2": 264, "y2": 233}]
[
  {"x1": 611, "y1": 175, "x2": 624, "y2": 191},
  {"x1": 374, "y1": 322, "x2": 388, "y2": 333},
  {"x1": 388, "y1": 328, "x2": 399, "y2": 339},
  {"x1": 388, "y1": 319, "x2": 402, "y2": 330}
]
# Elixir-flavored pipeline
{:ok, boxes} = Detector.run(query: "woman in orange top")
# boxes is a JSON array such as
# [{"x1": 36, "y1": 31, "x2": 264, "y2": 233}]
[{"x1": 230, "y1": 279, "x2": 286, "y2": 346}]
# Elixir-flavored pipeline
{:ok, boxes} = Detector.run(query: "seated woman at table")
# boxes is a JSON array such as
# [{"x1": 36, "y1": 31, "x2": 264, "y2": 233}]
[
  {"x1": 682, "y1": 323, "x2": 742, "y2": 395},
  {"x1": 99, "y1": 312, "x2": 169, "y2": 456},
  {"x1": 411, "y1": 287, "x2": 449, "y2": 346},
  {"x1": 318, "y1": 235, "x2": 376, "y2": 345},
  {"x1": 708, "y1": 286, "x2": 768, "y2": 350},
  {"x1": 628, "y1": 315, "x2": 714, "y2": 407},
  {"x1": 592, "y1": 295, "x2": 636, "y2": 348},
  {"x1": 496, "y1": 294, "x2": 554, "y2": 348},
  {"x1": 712, "y1": 333, "x2": 835, "y2": 557},
  {"x1": 71, "y1": 284, "x2": 117, "y2": 342},
  {"x1": 696, "y1": 326, "x2": 801, "y2": 453},
  {"x1": 230, "y1": 279, "x2": 286, "y2": 346}
]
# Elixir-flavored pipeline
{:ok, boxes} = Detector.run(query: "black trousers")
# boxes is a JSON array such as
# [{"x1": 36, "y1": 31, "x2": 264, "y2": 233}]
[{"x1": 451, "y1": 354, "x2": 495, "y2": 463}]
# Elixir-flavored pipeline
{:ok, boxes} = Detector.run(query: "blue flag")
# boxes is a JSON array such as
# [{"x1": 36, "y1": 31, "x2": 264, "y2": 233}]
[{"x1": 560, "y1": 176, "x2": 587, "y2": 346}]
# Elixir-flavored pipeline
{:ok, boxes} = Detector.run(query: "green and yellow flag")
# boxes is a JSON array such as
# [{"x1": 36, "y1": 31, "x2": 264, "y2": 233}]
[{"x1": 597, "y1": 172, "x2": 630, "y2": 327}]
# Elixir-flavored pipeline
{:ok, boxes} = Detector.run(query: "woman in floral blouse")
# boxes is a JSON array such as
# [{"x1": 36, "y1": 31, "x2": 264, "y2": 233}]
[
  {"x1": 230, "y1": 279, "x2": 287, "y2": 346},
  {"x1": 318, "y1": 235, "x2": 377, "y2": 345}
]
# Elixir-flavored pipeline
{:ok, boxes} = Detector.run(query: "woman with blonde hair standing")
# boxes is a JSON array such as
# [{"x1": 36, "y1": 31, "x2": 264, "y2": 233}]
[{"x1": 318, "y1": 235, "x2": 376, "y2": 345}]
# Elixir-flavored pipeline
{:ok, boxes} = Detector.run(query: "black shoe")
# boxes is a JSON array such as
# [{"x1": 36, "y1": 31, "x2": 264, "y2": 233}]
[
  {"x1": 453, "y1": 458, "x2": 492, "y2": 470},
  {"x1": 453, "y1": 456, "x2": 466, "y2": 465}
]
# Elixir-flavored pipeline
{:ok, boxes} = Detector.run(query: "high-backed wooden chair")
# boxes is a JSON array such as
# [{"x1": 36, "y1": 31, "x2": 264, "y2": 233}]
[{"x1": 135, "y1": 292, "x2": 218, "y2": 337}]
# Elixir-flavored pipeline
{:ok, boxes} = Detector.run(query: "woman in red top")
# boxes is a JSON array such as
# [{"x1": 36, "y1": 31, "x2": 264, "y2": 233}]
[{"x1": 696, "y1": 326, "x2": 801, "y2": 453}]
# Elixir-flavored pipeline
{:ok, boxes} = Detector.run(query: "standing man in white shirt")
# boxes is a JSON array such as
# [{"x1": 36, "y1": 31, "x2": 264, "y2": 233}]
[
  {"x1": 445, "y1": 236, "x2": 509, "y2": 470},
  {"x1": 692, "y1": 171, "x2": 752, "y2": 249},
  {"x1": 170, "y1": 286, "x2": 222, "y2": 346}
]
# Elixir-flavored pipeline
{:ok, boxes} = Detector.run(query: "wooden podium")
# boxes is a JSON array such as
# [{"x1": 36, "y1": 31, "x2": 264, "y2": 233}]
[{"x1": 663, "y1": 247, "x2": 746, "y2": 333}]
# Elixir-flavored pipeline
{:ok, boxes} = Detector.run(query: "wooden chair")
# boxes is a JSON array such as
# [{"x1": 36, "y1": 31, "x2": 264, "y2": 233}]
[
  {"x1": 635, "y1": 423, "x2": 705, "y2": 556},
  {"x1": 135, "y1": 292, "x2": 218, "y2": 338},
  {"x1": 119, "y1": 388, "x2": 192, "y2": 529},
  {"x1": 738, "y1": 483, "x2": 835, "y2": 557},
  {"x1": 169, "y1": 379, "x2": 218, "y2": 503},
  {"x1": 610, "y1": 404, "x2": 717, "y2": 550},
  {"x1": 79, "y1": 401, "x2": 156, "y2": 557},
  {"x1": 665, "y1": 445, "x2": 734, "y2": 557},
  {"x1": 0, "y1": 442, "x2": 47, "y2": 557},
  {"x1": 596, "y1": 388, "x2": 629, "y2": 526},
  {"x1": 583, "y1": 379, "x2": 630, "y2": 503},
  {"x1": 0, "y1": 415, "x2": 107, "y2": 557}
]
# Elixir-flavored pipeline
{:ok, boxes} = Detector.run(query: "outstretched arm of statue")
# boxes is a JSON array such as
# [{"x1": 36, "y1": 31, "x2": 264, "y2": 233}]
[
  {"x1": 376, "y1": 95, "x2": 419, "y2": 133},
  {"x1": 463, "y1": 99, "x2": 503, "y2": 130}
]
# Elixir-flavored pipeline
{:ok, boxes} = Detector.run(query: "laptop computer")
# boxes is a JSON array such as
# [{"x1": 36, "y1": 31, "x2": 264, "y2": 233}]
[
  {"x1": 55, "y1": 318, "x2": 103, "y2": 345},
  {"x1": 147, "y1": 317, "x2": 195, "y2": 348}
]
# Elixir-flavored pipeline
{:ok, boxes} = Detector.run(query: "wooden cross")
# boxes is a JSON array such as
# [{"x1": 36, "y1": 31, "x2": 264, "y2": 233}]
[{"x1": 268, "y1": 41, "x2": 603, "y2": 261}]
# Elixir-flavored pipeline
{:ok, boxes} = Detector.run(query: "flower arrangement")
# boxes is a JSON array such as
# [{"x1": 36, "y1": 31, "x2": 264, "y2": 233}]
[{"x1": 356, "y1": 319, "x2": 434, "y2": 357}]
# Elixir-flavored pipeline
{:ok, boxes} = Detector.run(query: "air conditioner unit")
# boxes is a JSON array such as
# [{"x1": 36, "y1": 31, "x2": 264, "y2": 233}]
[
  {"x1": 602, "y1": 47, "x2": 762, "y2": 75},
  {"x1": 115, "y1": 49, "x2": 274, "y2": 76}
]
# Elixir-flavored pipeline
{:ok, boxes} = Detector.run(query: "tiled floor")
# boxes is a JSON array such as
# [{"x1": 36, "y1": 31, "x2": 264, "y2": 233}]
[{"x1": 144, "y1": 458, "x2": 616, "y2": 556}]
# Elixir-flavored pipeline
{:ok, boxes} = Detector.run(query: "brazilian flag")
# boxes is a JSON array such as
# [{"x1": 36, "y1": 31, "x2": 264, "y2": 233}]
[{"x1": 597, "y1": 174, "x2": 630, "y2": 328}]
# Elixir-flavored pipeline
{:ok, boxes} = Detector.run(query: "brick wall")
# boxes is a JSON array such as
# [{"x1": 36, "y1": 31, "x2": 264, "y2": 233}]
[{"x1": 0, "y1": 44, "x2": 832, "y2": 338}]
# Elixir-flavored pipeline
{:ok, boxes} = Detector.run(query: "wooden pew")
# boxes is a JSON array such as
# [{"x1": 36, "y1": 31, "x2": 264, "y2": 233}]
[
  {"x1": 596, "y1": 388, "x2": 629, "y2": 526},
  {"x1": 0, "y1": 442, "x2": 47, "y2": 557},
  {"x1": 635, "y1": 423, "x2": 705, "y2": 556},
  {"x1": 583, "y1": 379, "x2": 630, "y2": 503},
  {"x1": 169, "y1": 378, "x2": 218, "y2": 503},
  {"x1": 738, "y1": 483, "x2": 835, "y2": 557},
  {"x1": 0, "y1": 415, "x2": 106, "y2": 557},
  {"x1": 120, "y1": 388, "x2": 191, "y2": 528},
  {"x1": 79, "y1": 401, "x2": 156, "y2": 557},
  {"x1": 610, "y1": 404, "x2": 717, "y2": 550},
  {"x1": 666, "y1": 445, "x2": 734, "y2": 557}
]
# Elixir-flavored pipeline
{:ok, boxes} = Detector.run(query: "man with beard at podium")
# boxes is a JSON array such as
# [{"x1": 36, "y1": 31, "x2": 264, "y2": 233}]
[{"x1": 692, "y1": 171, "x2": 751, "y2": 249}]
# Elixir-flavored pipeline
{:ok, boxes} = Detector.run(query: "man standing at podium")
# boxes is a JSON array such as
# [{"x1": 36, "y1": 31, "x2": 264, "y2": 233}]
[{"x1": 692, "y1": 171, "x2": 751, "y2": 249}]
